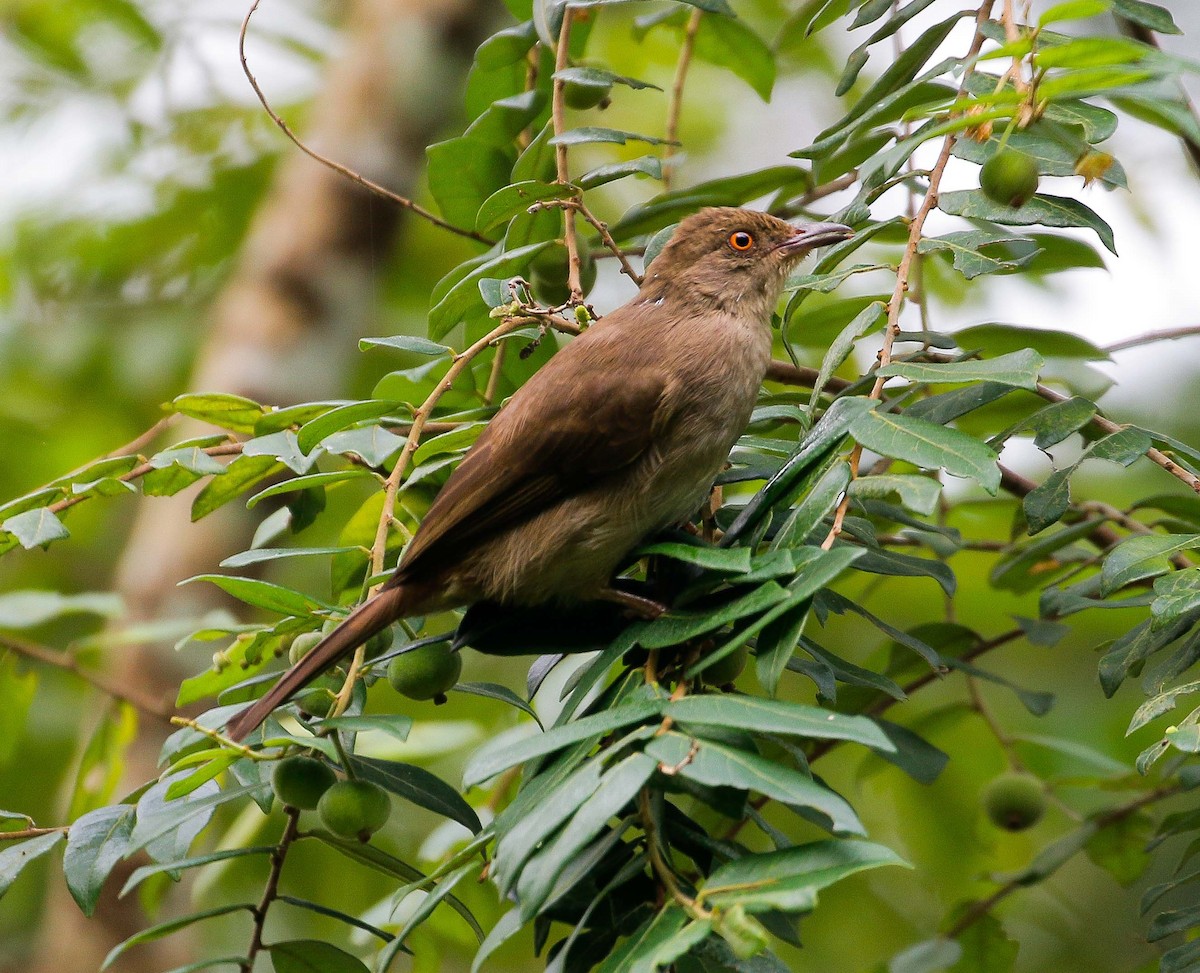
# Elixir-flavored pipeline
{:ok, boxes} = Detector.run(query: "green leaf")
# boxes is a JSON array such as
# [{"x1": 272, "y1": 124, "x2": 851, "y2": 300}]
[
  {"x1": 694, "y1": 14, "x2": 776, "y2": 100},
  {"x1": 181, "y1": 575, "x2": 333, "y2": 617},
  {"x1": 665, "y1": 695, "x2": 893, "y2": 751},
  {"x1": 514, "y1": 752, "x2": 657, "y2": 916},
  {"x1": 0, "y1": 590, "x2": 122, "y2": 629},
  {"x1": 268, "y1": 941, "x2": 370, "y2": 973},
  {"x1": 905, "y1": 383, "x2": 1014, "y2": 425},
  {"x1": 3, "y1": 507, "x2": 69, "y2": 549},
  {"x1": 810, "y1": 302, "x2": 886, "y2": 408},
  {"x1": 319, "y1": 713, "x2": 413, "y2": 742},
  {"x1": 645, "y1": 731, "x2": 865, "y2": 835},
  {"x1": 349, "y1": 756, "x2": 481, "y2": 834},
  {"x1": 1101, "y1": 534, "x2": 1200, "y2": 594},
  {"x1": 219, "y1": 546, "x2": 359, "y2": 569},
  {"x1": 938, "y1": 190, "x2": 1117, "y2": 254},
  {"x1": 637, "y1": 542, "x2": 753, "y2": 572},
  {"x1": 917, "y1": 230, "x2": 1041, "y2": 279},
  {"x1": 548, "y1": 127, "x2": 676, "y2": 147},
  {"x1": 1039, "y1": 0, "x2": 1111, "y2": 25},
  {"x1": 847, "y1": 473, "x2": 942, "y2": 516},
  {"x1": 322, "y1": 426, "x2": 406, "y2": 467},
  {"x1": 426, "y1": 136, "x2": 513, "y2": 228},
  {"x1": 295, "y1": 400, "x2": 404, "y2": 455},
  {"x1": 360, "y1": 334, "x2": 450, "y2": 356},
  {"x1": 948, "y1": 912, "x2": 1018, "y2": 973},
  {"x1": 120, "y1": 845, "x2": 275, "y2": 899},
  {"x1": 877, "y1": 350, "x2": 1045, "y2": 389},
  {"x1": 771, "y1": 461, "x2": 853, "y2": 550},
  {"x1": 848, "y1": 410, "x2": 1001, "y2": 493},
  {"x1": 1024, "y1": 467, "x2": 1072, "y2": 534},
  {"x1": 1022, "y1": 397, "x2": 1097, "y2": 450},
  {"x1": 722, "y1": 396, "x2": 875, "y2": 546},
  {"x1": 954, "y1": 323, "x2": 1109, "y2": 361},
  {"x1": 638, "y1": 582, "x2": 791, "y2": 649},
  {"x1": 1112, "y1": 0, "x2": 1180, "y2": 33},
  {"x1": 191, "y1": 456, "x2": 281, "y2": 521},
  {"x1": 577, "y1": 156, "x2": 664, "y2": 190},
  {"x1": 428, "y1": 240, "x2": 555, "y2": 339},
  {"x1": 700, "y1": 839, "x2": 905, "y2": 913},
  {"x1": 475, "y1": 180, "x2": 579, "y2": 232},
  {"x1": 594, "y1": 906, "x2": 692, "y2": 973},
  {"x1": 462, "y1": 696, "x2": 663, "y2": 787},
  {"x1": 1151, "y1": 570, "x2": 1200, "y2": 627},
  {"x1": 167, "y1": 393, "x2": 265, "y2": 434},
  {"x1": 1086, "y1": 812, "x2": 1153, "y2": 886},
  {"x1": 101, "y1": 903, "x2": 254, "y2": 969},
  {"x1": 0, "y1": 830, "x2": 64, "y2": 901}
]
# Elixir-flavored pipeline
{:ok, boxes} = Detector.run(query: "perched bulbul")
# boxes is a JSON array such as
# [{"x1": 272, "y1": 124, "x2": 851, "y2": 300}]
[{"x1": 224, "y1": 207, "x2": 852, "y2": 740}]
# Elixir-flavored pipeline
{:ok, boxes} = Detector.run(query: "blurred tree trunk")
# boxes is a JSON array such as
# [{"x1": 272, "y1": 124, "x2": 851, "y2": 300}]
[{"x1": 27, "y1": 0, "x2": 491, "y2": 970}]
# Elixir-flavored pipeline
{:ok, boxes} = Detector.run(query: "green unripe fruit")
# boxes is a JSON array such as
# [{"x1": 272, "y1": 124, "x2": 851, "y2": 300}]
[
  {"x1": 701, "y1": 644, "x2": 748, "y2": 687},
  {"x1": 979, "y1": 148, "x2": 1039, "y2": 208},
  {"x1": 387, "y1": 643, "x2": 462, "y2": 702},
  {"x1": 271, "y1": 756, "x2": 336, "y2": 810},
  {"x1": 288, "y1": 631, "x2": 323, "y2": 666},
  {"x1": 562, "y1": 78, "x2": 612, "y2": 110},
  {"x1": 364, "y1": 628, "x2": 393, "y2": 660},
  {"x1": 296, "y1": 686, "x2": 336, "y2": 719},
  {"x1": 529, "y1": 244, "x2": 597, "y2": 305},
  {"x1": 318, "y1": 779, "x2": 391, "y2": 841},
  {"x1": 982, "y1": 772, "x2": 1046, "y2": 831}
]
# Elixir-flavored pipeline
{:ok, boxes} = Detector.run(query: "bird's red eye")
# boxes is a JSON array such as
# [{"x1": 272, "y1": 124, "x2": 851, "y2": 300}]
[{"x1": 729, "y1": 231, "x2": 754, "y2": 251}]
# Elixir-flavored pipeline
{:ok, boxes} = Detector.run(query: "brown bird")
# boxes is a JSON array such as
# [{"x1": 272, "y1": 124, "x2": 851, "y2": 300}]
[{"x1": 225, "y1": 207, "x2": 852, "y2": 741}]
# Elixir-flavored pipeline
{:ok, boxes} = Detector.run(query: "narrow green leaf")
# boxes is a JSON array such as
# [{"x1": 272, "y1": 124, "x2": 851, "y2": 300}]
[
  {"x1": 1151, "y1": 570, "x2": 1200, "y2": 627},
  {"x1": 877, "y1": 349, "x2": 1044, "y2": 390},
  {"x1": 475, "y1": 180, "x2": 579, "y2": 232},
  {"x1": 638, "y1": 582, "x2": 791, "y2": 649},
  {"x1": 848, "y1": 473, "x2": 942, "y2": 516},
  {"x1": 349, "y1": 756, "x2": 481, "y2": 834},
  {"x1": 665, "y1": 695, "x2": 893, "y2": 751},
  {"x1": 359, "y1": 334, "x2": 451, "y2": 356},
  {"x1": 1024, "y1": 467, "x2": 1072, "y2": 534},
  {"x1": 101, "y1": 903, "x2": 254, "y2": 969},
  {"x1": 645, "y1": 732, "x2": 864, "y2": 835},
  {"x1": 269, "y1": 940, "x2": 370, "y2": 973},
  {"x1": 180, "y1": 575, "x2": 333, "y2": 617},
  {"x1": 548, "y1": 127, "x2": 676, "y2": 147},
  {"x1": 810, "y1": 302, "x2": 886, "y2": 408},
  {"x1": 462, "y1": 696, "x2": 663, "y2": 787}
]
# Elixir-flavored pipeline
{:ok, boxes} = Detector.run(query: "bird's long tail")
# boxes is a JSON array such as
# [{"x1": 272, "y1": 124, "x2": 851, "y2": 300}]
[{"x1": 224, "y1": 583, "x2": 409, "y2": 742}]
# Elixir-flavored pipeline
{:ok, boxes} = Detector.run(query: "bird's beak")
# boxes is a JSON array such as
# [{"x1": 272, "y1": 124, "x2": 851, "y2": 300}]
[{"x1": 774, "y1": 221, "x2": 854, "y2": 254}]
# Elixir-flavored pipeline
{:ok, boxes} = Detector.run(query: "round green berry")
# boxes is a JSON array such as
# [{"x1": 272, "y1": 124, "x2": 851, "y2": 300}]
[
  {"x1": 982, "y1": 772, "x2": 1046, "y2": 831},
  {"x1": 387, "y1": 643, "x2": 462, "y2": 702},
  {"x1": 701, "y1": 644, "x2": 748, "y2": 687},
  {"x1": 271, "y1": 756, "x2": 335, "y2": 810},
  {"x1": 288, "y1": 631, "x2": 323, "y2": 666},
  {"x1": 318, "y1": 779, "x2": 391, "y2": 841},
  {"x1": 979, "y1": 148, "x2": 1039, "y2": 208}
]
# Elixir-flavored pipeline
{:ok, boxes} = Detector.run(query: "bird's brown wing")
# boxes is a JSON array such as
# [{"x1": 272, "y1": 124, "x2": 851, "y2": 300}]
[{"x1": 393, "y1": 356, "x2": 673, "y2": 582}]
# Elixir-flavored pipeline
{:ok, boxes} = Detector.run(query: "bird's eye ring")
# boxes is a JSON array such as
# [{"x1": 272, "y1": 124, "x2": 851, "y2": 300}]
[{"x1": 729, "y1": 231, "x2": 754, "y2": 252}]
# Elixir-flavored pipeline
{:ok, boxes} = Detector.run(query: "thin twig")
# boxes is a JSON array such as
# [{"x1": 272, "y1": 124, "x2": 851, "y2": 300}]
[
  {"x1": 551, "y1": 7, "x2": 584, "y2": 302},
  {"x1": 243, "y1": 806, "x2": 301, "y2": 971},
  {"x1": 0, "y1": 825, "x2": 67, "y2": 841},
  {"x1": 2, "y1": 635, "x2": 173, "y2": 722},
  {"x1": 1106, "y1": 325, "x2": 1200, "y2": 353},
  {"x1": 821, "y1": 1, "x2": 999, "y2": 551},
  {"x1": 765, "y1": 359, "x2": 849, "y2": 393},
  {"x1": 238, "y1": 0, "x2": 492, "y2": 245},
  {"x1": 663, "y1": 8, "x2": 703, "y2": 189},
  {"x1": 574, "y1": 199, "x2": 643, "y2": 286}
]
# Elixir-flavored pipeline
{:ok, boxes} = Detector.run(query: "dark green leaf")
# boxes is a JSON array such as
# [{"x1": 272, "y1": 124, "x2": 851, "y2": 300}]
[
  {"x1": 917, "y1": 230, "x2": 1042, "y2": 279},
  {"x1": 269, "y1": 940, "x2": 370, "y2": 973},
  {"x1": 1024, "y1": 467, "x2": 1072, "y2": 534},
  {"x1": 1112, "y1": 0, "x2": 1180, "y2": 33},
  {"x1": 954, "y1": 323, "x2": 1109, "y2": 360},
  {"x1": 451, "y1": 681, "x2": 542, "y2": 726},
  {"x1": 1101, "y1": 534, "x2": 1200, "y2": 594},
  {"x1": 1152, "y1": 570, "x2": 1200, "y2": 627},
  {"x1": 191, "y1": 456, "x2": 280, "y2": 521},
  {"x1": 694, "y1": 14, "x2": 776, "y2": 100},
  {"x1": 476, "y1": 180, "x2": 579, "y2": 232},
  {"x1": 879, "y1": 350, "x2": 1044, "y2": 390},
  {"x1": 427, "y1": 136, "x2": 514, "y2": 228},
  {"x1": 349, "y1": 756, "x2": 481, "y2": 834},
  {"x1": 577, "y1": 156, "x2": 664, "y2": 190},
  {"x1": 639, "y1": 583, "x2": 791, "y2": 649}
]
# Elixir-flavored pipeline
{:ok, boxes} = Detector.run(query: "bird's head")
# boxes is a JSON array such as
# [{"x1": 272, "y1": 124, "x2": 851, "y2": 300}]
[{"x1": 643, "y1": 207, "x2": 853, "y2": 320}]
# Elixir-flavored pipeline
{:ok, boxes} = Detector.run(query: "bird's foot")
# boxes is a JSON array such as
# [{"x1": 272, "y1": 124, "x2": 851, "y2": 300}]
[{"x1": 597, "y1": 588, "x2": 668, "y2": 620}]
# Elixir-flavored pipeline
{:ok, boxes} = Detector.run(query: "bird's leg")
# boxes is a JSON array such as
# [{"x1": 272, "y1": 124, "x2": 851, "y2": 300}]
[{"x1": 597, "y1": 587, "x2": 669, "y2": 619}]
